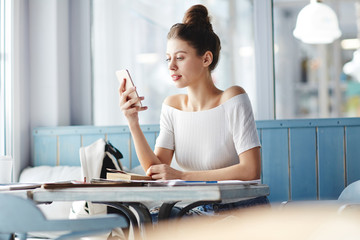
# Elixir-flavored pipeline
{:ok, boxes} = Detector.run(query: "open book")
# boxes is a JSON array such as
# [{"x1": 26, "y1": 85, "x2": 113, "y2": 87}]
[
  {"x1": 0, "y1": 183, "x2": 42, "y2": 191},
  {"x1": 106, "y1": 168, "x2": 152, "y2": 181}
]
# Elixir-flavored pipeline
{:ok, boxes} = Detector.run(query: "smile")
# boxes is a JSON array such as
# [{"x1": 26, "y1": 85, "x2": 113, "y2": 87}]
[{"x1": 171, "y1": 75, "x2": 182, "y2": 81}]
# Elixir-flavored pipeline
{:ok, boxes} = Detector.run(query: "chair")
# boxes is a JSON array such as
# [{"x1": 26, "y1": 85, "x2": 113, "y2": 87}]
[
  {"x1": 280, "y1": 180, "x2": 360, "y2": 211},
  {"x1": 338, "y1": 180, "x2": 360, "y2": 202},
  {"x1": 0, "y1": 194, "x2": 128, "y2": 240},
  {"x1": 337, "y1": 180, "x2": 360, "y2": 212}
]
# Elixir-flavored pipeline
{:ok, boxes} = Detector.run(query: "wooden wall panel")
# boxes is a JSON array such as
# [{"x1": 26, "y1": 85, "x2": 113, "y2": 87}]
[
  {"x1": 317, "y1": 127, "x2": 345, "y2": 200},
  {"x1": 82, "y1": 134, "x2": 106, "y2": 147},
  {"x1": 107, "y1": 133, "x2": 132, "y2": 170},
  {"x1": 33, "y1": 119, "x2": 360, "y2": 203},
  {"x1": 58, "y1": 135, "x2": 81, "y2": 166},
  {"x1": 345, "y1": 126, "x2": 360, "y2": 185},
  {"x1": 261, "y1": 128, "x2": 289, "y2": 202},
  {"x1": 33, "y1": 135, "x2": 57, "y2": 166},
  {"x1": 289, "y1": 128, "x2": 317, "y2": 200}
]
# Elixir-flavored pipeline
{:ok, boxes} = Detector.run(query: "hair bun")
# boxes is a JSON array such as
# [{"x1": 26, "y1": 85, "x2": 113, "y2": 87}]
[
  {"x1": 182, "y1": 4, "x2": 212, "y2": 31},
  {"x1": 167, "y1": 4, "x2": 221, "y2": 71}
]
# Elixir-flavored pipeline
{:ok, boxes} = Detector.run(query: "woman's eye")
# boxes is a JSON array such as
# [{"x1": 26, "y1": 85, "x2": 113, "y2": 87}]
[{"x1": 165, "y1": 56, "x2": 183, "y2": 62}]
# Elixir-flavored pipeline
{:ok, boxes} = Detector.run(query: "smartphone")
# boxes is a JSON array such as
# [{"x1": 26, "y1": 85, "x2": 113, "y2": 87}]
[{"x1": 116, "y1": 69, "x2": 142, "y2": 107}]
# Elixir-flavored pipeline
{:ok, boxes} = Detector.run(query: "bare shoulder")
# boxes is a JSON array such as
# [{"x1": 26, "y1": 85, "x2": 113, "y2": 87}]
[
  {"x1": 163, "y1": 94, "x2": 187, "y2": 110},
  {"x1": 221, "y1": 86, "x2": 246, "y2": 103}
]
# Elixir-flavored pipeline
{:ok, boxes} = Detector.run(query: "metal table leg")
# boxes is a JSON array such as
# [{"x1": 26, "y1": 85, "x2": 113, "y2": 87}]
[
  {"x1": 98, "y1": 202, "x2": 140, "y2": 240},
  {"x1": 127, "y1": 202, "x2": 152, "y2": 225},
  {"x1": 176, "y1": 201, "x2": 219, "y2": 217},
  {"x1": 158, "y1": 201, "x2": 179, "y2": 221}
]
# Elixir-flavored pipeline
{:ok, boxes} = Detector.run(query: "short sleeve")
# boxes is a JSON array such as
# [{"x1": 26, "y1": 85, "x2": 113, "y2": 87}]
[
  {"x1": 155, "y1": 104, "x2": 175, "y2": 150},
  {"x1": 225, "y1": 94, "x2": 261, "y2": 155}
]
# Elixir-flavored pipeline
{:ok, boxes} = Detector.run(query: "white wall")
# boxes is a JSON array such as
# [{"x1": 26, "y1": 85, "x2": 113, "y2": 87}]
[
  {"x1": 13, "y1": 0, "x2": 31, "y2": 180},
  {"x1": 69, "y1": 0, "x2": 92, "y2": 125},
  {"x1": 28, "y1": 0, "x2": 70, "y2": 128},
  {"x1": 13, "y1": 0, "x2": 92, "y2": 177}
]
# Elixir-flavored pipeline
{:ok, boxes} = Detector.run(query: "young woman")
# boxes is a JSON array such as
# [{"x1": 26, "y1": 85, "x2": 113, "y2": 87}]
[{"x1": 119, "y1": 4, "x2": 268, "y2": 215}]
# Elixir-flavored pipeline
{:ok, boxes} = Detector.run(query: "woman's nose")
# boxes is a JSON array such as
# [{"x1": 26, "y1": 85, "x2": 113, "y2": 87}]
[{"x1": 169, "y1": 59, "x2": 177, "y2": 71}]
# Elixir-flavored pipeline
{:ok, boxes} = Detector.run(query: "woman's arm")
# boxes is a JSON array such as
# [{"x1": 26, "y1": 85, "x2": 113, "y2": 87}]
[
  {"x1": 128, "y1": 122, "x2": 174, "y2": 171},
  {"x1": 147, "y1": 146, "x2": 261, "y2": 181},
  {"x1": 118, "y1": 79, "x2": 173, "y2": 171}
]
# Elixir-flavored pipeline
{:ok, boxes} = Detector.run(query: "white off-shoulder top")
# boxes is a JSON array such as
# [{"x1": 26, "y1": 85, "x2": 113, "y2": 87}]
[{"x1": 155, "y1": 93, "x2": 260, "y2": 171}]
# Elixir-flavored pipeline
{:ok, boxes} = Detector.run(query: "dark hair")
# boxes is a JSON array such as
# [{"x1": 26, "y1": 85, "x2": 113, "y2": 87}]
[{"x1": 167, "y1": 4, "x2": 221, "y2": 71}]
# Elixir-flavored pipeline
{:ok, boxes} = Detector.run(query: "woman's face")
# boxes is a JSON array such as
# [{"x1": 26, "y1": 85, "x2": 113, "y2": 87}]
[{"x1": 166, "y1": 38, "x2": 207, "y2": 88}]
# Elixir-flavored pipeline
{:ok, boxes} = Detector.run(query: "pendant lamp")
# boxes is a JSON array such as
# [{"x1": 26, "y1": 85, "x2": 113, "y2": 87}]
[
  {"x1": 344, "y1": 49, "x2": 360, "y2": 82},
  {"x1": 293, "y1": 0, "x2": 342, "y2": 44}
]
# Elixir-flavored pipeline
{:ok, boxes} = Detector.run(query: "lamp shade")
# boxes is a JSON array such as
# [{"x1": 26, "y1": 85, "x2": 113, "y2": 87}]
[
  {"x1": 343, "y1": 49, "x2": 360, "y2": 82},
  {"x1": 293, "y1": 0, "x2": 342, "y2": 44}
]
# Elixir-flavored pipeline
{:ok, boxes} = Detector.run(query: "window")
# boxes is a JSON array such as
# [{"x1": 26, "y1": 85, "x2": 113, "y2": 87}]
[
  {"x1": 91, "y1": 0, "x2": 271, "y2": 125},
  {"x1": 274, "y1": 0, "x2": 359, "y2": 119}
]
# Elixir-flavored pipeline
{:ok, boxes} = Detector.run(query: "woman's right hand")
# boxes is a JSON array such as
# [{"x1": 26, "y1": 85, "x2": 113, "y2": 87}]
[{"x1": 118, "y1": 78, "x2": 147, "y2": 124}]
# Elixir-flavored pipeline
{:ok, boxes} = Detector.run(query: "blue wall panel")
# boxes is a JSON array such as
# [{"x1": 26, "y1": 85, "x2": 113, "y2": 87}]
[
  {"x1": 32, "y1": 120, "x2": 360, "y2": 203},
  {"x1": 345, "y1": 126, "x2": 360, "y2": 185},
  {"x1": 82, "y1": 134, "x2": 106, "y2": 147},
  {"x1": 33, "y1": 135, "x2": 57, "y2": 166},
  {"x1": 107, "y1": 133, "x2": 131, "y2": 170},
  {"x1": 58, "y1": 135, "x2": 81, "y2": 166},
  {"x1": 289, "y1": 128, "x2": 317, "y2": 200},
  {"x1": 261, "y1": 128, "x2": 289, "y2": 202},
  {"x1": 317, "y1": 127, "x2": 345, "y2": 200}
]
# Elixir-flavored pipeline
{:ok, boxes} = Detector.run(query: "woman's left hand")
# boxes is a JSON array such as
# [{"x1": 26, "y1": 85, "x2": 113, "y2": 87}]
[{"x1": 146, "y1": 164, "x2": 183, "y2": 180}]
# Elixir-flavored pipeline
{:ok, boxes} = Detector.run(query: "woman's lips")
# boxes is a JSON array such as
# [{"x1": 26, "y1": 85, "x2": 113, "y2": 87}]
[{"x1": 171, "y1": 74, "x2": 182, "y2": 81}]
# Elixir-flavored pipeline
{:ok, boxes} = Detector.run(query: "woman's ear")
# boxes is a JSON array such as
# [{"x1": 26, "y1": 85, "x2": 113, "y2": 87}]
[{"x1": 203, "y1": 51, "x2": 213, "y2": 67}]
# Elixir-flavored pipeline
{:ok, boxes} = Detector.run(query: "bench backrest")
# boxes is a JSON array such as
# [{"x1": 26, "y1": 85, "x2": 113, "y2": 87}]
[
  {"x1": 257, "y1": 118, "x2": 360, "y2": 202},
  {"x1": 33, "y1": 118, "x2": 360, "y2": 203}
]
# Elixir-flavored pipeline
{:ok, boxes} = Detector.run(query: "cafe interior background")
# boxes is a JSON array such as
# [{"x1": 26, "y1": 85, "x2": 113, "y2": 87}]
[{"x1": 1, "y1": 0, "x2": 360, "y2": 179}]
